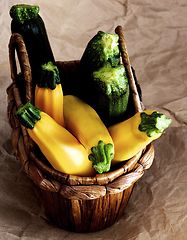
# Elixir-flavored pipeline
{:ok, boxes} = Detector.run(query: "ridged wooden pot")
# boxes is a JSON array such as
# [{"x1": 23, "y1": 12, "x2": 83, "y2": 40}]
[{"x1": 7, "y1": 26, "x2": 154, "y2": 232}]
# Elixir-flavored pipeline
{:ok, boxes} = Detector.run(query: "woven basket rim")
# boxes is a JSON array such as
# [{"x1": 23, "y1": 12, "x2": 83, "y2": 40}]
[{"x1": 7, "y1": 26, "x2": 155, "y2": 200}]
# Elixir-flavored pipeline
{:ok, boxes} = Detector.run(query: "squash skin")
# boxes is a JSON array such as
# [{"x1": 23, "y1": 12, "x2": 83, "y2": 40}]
[
  {"x1": 35, "y1": 84, "x2": 65, "y2": 127},
  {"x1": 63, "y1": 95, "x2": 114, "y2": 155},
  {"x1": 91, "y1": 63, "x2": 130, "y2": 127}
]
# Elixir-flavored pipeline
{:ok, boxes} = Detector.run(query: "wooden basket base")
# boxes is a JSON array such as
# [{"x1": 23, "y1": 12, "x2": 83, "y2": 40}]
[{"x1": 38, "y1": 184, "x2": 134, "y2": 232}]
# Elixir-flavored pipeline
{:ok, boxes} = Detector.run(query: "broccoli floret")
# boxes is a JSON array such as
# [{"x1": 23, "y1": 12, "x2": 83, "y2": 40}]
[{"x1": 80, "y1": 31, "x2": 120, "y2": 73}]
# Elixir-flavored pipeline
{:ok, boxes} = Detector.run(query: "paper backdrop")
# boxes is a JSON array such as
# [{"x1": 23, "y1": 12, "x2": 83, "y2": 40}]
[{"x1": 0, "y1": 0, "x2": 187, "y2": 239}]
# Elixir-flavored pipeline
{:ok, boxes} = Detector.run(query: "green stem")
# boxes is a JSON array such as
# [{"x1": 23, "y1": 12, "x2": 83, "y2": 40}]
[
  {"x1": 15, "y1": 102, "x2": 41, "y2": 129},
  {"x1": 10, "y1": 4, "x2": 39, "y2": 24},
  {"x1": 88, "y1": 140, "x2": 114, "y2": 174},
  {"x1": 138, "y1": 111, "x2": 172, "y2": 137},
  {"x1": 37, "y1": 61, "x2": 60, "y2": 90}
]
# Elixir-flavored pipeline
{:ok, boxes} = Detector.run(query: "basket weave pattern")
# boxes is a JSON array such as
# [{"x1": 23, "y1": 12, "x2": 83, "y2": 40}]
[{"x1": 7, "y1": 26, "x2": 154, "y2": 232}]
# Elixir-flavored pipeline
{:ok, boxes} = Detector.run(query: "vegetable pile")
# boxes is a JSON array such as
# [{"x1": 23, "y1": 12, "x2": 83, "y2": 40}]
[{"x1": 11, "y1": 4, "x2": 172, "y2": 177}]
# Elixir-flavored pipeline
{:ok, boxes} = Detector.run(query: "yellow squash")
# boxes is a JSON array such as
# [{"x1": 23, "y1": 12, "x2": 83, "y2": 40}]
[
  {"x1": 35, "y1": 83, "x2": 65, "y2": 127},
  {"x1": 108, "y1": 110, "x2": 171, "y2": 164},
  {"x1": 63, "y1": 95, "x2": 114, "y2": 173},
  {"x1": 15, "y1": 102, "x2": 96, "y2": 177},
  {"x1": 35, "y1": 61, "x2": 65, "y2": 127}
]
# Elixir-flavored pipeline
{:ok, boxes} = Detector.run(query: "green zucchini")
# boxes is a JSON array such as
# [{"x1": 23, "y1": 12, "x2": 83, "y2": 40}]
[
  {"x1": 80, "y1": 31, "x2": 120, "y2": 74},
  {"x1": 78, "y1": 30, "x2": 130, "y2": 126},
  {"x1": 84, "y1": 62, "x2": 130, "y2": 127},
  {"x1": 10, "y1": 4, "x2": 55, "y2": 85}
]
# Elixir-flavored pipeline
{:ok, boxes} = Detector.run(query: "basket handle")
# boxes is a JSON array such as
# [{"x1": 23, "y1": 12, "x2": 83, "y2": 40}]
[
  {"x1": 9, "y1": 33, "x2": 33, "y2": 105},
  {"x1": 9, "y1": 33, "x2": 35, "y2": 157},
  {"x1": 115, "y1": 26, "x2": 142, "y2": 113}
]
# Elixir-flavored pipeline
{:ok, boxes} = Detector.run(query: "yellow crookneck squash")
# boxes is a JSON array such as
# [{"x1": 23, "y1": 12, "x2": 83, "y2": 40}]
[
  {"x1": 15, "y1": 102, "x2": 96, "y2": 177},
  {"x1": 35, "y1": 61, "x2": 65, "y2": 127},
  {"x1": 63, "y1": 95, "x2": 114, "y2": 174},
  {"x1": 108, "y1": 110, "x2": 172, "y2": 165}
]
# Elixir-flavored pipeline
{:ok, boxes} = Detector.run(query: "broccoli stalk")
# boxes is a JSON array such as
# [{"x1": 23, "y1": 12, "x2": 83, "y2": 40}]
[{"x1": 88, "y1": 140, "x2": 114, "y2": 174}]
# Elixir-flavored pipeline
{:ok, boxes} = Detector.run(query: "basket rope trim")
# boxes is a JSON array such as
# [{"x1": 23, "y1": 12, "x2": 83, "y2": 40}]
[{"x1": 7, "y1": 26, "x2": 155, "y2": 200}]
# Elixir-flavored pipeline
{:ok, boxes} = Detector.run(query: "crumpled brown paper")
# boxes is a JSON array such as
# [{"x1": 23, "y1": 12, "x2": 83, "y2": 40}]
[{"x1": 1, "y1": 0, "x2": 187, "y2": 239}]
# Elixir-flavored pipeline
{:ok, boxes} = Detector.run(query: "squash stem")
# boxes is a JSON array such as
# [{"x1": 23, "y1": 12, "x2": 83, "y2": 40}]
[
  {"x1": 88, "y1": 140, "x2": 114, "y2": 174},
  {"x1": 15, "y1": 102, "x2": 41, "y2": 129},
  {"x1": 36, "y1": 61, "x2": 61, "y2": 90},
  {"x1": 138, "y1": 111, "x2": 172, "y2": 137}
]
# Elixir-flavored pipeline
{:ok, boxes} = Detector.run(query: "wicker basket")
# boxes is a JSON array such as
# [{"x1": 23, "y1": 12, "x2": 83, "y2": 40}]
[{"x1": 6, "y1": 26, "x2": 154, "y2": 232}]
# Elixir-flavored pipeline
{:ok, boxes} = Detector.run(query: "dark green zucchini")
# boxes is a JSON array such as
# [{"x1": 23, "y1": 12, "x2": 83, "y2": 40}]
[
  {"x1": 10, "y1": 4, "x2": 55, "y2": 86},
  {"x1": 83, "y1": 62, "x2": 130, "y2": 127},
  {"x1": 77, "y1": 30, "x2": 130, "y2": 126},
  {"x1": 80, "y1": 31, "x2": 120, "y2": 74}
]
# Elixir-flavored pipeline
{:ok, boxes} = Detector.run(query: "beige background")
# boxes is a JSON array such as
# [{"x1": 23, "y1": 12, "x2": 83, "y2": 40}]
[{"x1": 1, "y1": 0, "x2": 187, "y2": 239}]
